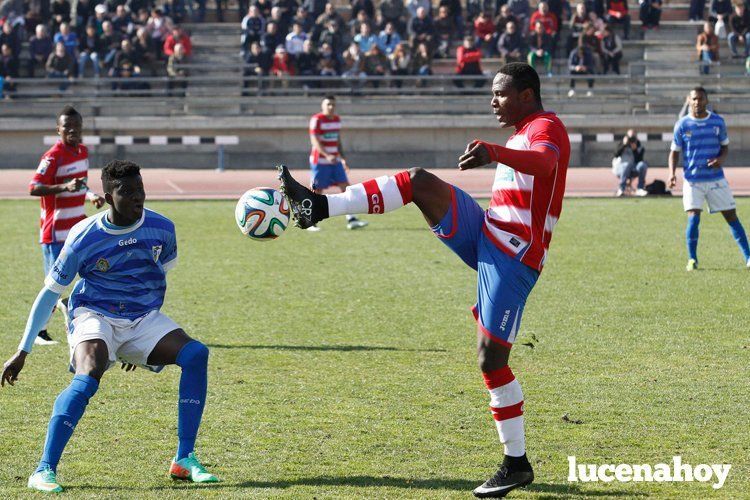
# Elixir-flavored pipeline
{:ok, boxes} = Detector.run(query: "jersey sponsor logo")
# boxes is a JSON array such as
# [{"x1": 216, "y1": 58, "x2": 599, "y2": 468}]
[
  {"x1": 152, "y1": 245, "x2": 162, "y2": 262},
  {"x1": 95, "y1": 257, "x2": 110, "y2": 272},
  {"x1": 52, "y1": 264, "x2": 69, "y2": 280},
  {"x1": 509, "y1": 237, "x2": 521, "y2": 248},
  {"x1": 37, "y1": 157, "x2": 51, "y2": 174},
  {"x1": 370, "y1": 193, "x2": 382, "y2": 213},
  {"x1": 118, "y1": 237, "x2": 138, "y2": 247},
  {"x1": 495, "y1": 164, "x2": 515, "y2": 182}
]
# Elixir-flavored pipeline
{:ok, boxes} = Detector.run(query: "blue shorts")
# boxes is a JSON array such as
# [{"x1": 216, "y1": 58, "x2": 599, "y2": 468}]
[
  {"x1": 310, "y1": 161, "x2": 349, "y2": 191},
  {"x1": 42, "y1": 242, "x2": 64, "y2": 277},
  {"x1": 431, "y1": 186, "x2": 539, "y2": 347}
]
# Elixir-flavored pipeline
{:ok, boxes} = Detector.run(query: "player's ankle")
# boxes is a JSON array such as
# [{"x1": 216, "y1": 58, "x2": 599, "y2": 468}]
[{"x1": 503, "y1": 454, "x2": 532, "y2": 470}]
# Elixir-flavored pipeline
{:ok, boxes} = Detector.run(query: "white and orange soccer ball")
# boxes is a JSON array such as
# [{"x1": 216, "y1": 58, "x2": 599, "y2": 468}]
[{"x1": 235, "y1": 187, "x2": 290, "y2": 241}]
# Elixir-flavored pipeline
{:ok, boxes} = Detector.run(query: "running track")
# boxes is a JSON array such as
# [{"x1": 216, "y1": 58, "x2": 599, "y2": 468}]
[{"x1": 2, "y1": 167, "x2": 750, "y2": 200}]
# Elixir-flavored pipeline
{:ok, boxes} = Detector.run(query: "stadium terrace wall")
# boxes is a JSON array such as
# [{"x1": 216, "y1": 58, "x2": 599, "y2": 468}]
[{"x1": 2, "y1": 114, "x2": 750, "y2": 169}]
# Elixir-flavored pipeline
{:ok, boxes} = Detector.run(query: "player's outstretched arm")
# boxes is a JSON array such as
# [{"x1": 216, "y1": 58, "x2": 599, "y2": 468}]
[
  {"x1": 459, "y1": 140, "x2": 558, "y2": 177},
  {"x1": 667, "y1": 151, "x2": 680, "y2": 189},
  {"x1": 2, "y1": 287, "x2": 61, "y2": 387}
]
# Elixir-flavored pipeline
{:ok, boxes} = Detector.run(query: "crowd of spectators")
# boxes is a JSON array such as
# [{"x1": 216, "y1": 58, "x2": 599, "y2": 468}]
[
  {"x1": 0, "y1": 0, "x2": 194, "y2": 96},
  {"x1": 696, "y1": 0, "x2": 750, "y2": 75}
]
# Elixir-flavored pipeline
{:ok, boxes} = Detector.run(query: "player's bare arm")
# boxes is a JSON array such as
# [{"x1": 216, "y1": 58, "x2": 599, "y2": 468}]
[
  {"x1": 668, "y1": 150, "x2": 680, "y2": 188},
  {"x1": 707, "y1": 145, "x2": 728, "y2": 168},
  {"x1": 30, "y1": 177, "x2": 87, "y2": 196},
  {"x1": 458, "y1": 141, "x2": 557, "y2": 177},
  {"x1": 311, "y1": 134, "x2": 336, "y2": 163}
]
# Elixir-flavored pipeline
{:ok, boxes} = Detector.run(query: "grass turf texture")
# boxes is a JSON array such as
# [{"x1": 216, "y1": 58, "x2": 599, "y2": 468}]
[{"x1": 0, "y1": 197, "x2": 748, "y2": 499}]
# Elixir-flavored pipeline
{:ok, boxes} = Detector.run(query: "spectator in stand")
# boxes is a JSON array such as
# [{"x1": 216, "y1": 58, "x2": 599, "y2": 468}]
[
  {"x1": 407, "y1": 0, "x2": 430, "y2": 19},
  {"x1": 167, "y1": 42, "x2": 188, "y2": 95},
  {"x1": 494, "y1": 4, "x2": 517, "y2": 38},
  {"x1": 100, "y1": 20, "x2": 122, "y2": 69},
  {"x1": 363, "y1": 43, "x2": 389, "y2": 86},
  {"x1": 640, "y1": 0, "x2": 662, "y2": 30},
  {"x1": 474, "y1": 10, "x2": 496, "y2": 55},
  {"x1": 315, "y1": 3, "x2": 344, "y2": 32},
  {"x1": 285, "y1": 22, "x2": 308, "y2": 55},
  {"x1": 54, "y1": 22, "x2": 79, "y2": 58},
  {"x1": 270, "y1": 7, "x2": 290, "y2": 37},
  {"x1": 28, "y1": 24, "x2": 54, "y2": 77},
  {"x1": 302, "y1": 0, "x2": 327, "y2": 20},
  {"x1": 341, "y1": 41, "x2": 366, "y2": 88},
  {"x1": 316, "y1": 19, "x2": 344, "y2": 54},
  {"x1": 689, "y1": 0, "x2": 705, "y2": 21},
  {"x1": 146, "y1": 8, "x2": 173, "y2": 50},
  {"x1": 600, "y1": 24, "x2": 622, "y2": 74},
  {"x1": 51, "y1": 0, "x2": 72, "y2": 32},
  {"x1": 349, "y1": 10, "x2": 373, "y2": 40},
  {"x1": 78, "y1": 24, "x2": 102, "y2": 77},
  {"x1": 262, "y1": 22, "x2": 284, "y2": 52},
  {"x1": 352, "y1": 0, "x2": 375, "y2": 20},
  {"x1": 439, "y1": 0, "x2": 464, "y2": 37},
  {"x1": 527, "y1": 20, "x2": 553, "y2": 75},
  {"x1": 507, "y1": 0, "x2": 530, "y2": 34},
  {"x1": 568, "y1": 45, "x2": 594, "y2": 97},
  {"x1": 295, "y1": 38, "x2": 320, "y2": 87},
  {"x1": 411, "y1": 39, "x2": 433, "y2": 80},
  {"x1": 389, "y1": 41, "x2": 410, "y2": 86},
  {"x1": 529, "y1": 1, "x2": 558, "y2": 53},
  {"x1": 271, "y1": 45, "x2": 294, "y2": 80},
  {"x1": 568, "y1": 2, "x2": 587, "y2": 55},
  {"x1": 455, "y1": 35, "x2": 483, "y2": 88},
  {"x1": 255, "y1": 0, "x2": 273, "y2": 19},
  {"x1": 294, "y1": 5, "x2": 315, "y2": 33},
  {"x1": 728, "y1": 2, "x2": 750, "y2": 58},
  {"x1": 112, "y1": 5, "x2": 133, "y2": 34},
  {"x1": 111, "y1": 38, "x2": 141, "y2": 77},
  {"x1": 709, "y1": 0, "x2": 732, "y2": 27},
  {"x1": 579, "y1": 21, "x2": 602, "y2": 72},
  {"x1": 408, "y1": 6, "x2": 434, "y2": 50},
  {"x1": 588, "y1": 9, "x2": 606, "y2": 31},
  {"x1": 241, "y1": 6, "x2": 266, "y2": 55},
  {"x1": 697, "y1": 20, "x2": 720, "y2": 73},
  {"x1": 163, "y1": 26, "x2": 192, "y2": 58},
  {"x1": 434, "y1": 5, "x2": 455, "y2": 58},
  {"x1": 354, "y1": 22, "x2": 378, "y2": 52},
  {"x1": 276, "y1": 0, "x2": 300, "y2": 28},
  {"x1": 91, "y1": 4, "x2": 110, "y2": 34},
  {"x1": 74, "y1": 0, "x2": 94, "y2": 27},
  {"x1": 46, "y1": 41, "x2": 75, "y2": 89},
  {"x1": 318, "y1": 41, "x2": 340, "y2": 74},
  {"x1": 0, "y1": 18, "x2": 21, "y2": 57},
  {"x1": 380, "y1": 0, "x2": 408, "y2": 36},
  {"x1": 0, "y1": 43, "x2": 19, "y2": 95},
  {"x1": 378, "y1": 21, "x2": 402, "y2": 55},
  {"x1": 613, "y1": 130, "x2": 648, "y2": 196},
  {"x1": 133, "y1": 26, "x2": 159, "y2": 75},
  {"x1": 605, "y1": 0, "x2": 630, "y2": 39},
  {"x1": 243, "y1": 40, "x2": 272, "y2": 93},
  {"x1": 498, "y1": 20, "x2": 525, "y2": 62}
]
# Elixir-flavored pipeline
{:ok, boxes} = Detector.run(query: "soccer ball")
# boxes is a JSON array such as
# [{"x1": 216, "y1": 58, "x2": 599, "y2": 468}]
[{"x1": 235, "y1": 188, "x2": 290, "y2": 240}]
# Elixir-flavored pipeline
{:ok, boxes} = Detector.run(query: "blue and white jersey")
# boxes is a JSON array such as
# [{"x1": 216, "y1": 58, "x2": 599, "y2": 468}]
[
  {"x1": 45, "y1": 208, "x2": 177, "y2": 319},
  {"x1": 671, "y1": 112, "x2": 729, "y2": 183}
]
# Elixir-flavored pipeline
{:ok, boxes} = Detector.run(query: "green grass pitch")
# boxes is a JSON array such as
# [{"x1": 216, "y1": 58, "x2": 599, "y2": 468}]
[{"x1": 0, "y1": 197, "x2": 748, "y2": 498}]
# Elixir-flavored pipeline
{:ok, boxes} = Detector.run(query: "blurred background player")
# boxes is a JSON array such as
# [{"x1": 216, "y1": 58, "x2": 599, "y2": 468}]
[
  {"x1": 2, "y1": 160, "x2": 218, "y2": 493},
  {"x1": 29, "y1": 106, "x2": 104, "y2": 345},
  {"x1": 280, "y1": 63, "x2": 570, "y2": 498},
  {"x1": 669, "y1": 87, "x2": 750, "y2": 271},
  {"x1": 307, "y1": 95, "x2": 368, "y2": 231}
]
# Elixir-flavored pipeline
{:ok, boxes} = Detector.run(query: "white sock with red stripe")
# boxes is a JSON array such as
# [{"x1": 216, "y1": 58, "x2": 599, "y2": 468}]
[
  {"x1": 326, "y1": 171, "x2": 413, "y2": 217},
  {"x1": 483, "y1": 366, "x2": 526, "y2": 457}
]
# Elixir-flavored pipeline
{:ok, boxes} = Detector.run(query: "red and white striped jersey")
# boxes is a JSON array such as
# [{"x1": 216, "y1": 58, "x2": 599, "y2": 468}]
[
  {"x1": 30, "y1": 141, "x2": 90, "y2": 244},
  {"x1": 483, "y1": 111, "x2": 570, "y2": 272},
  {"x1": 309, "y1": 113, "x2": 341, "y2": 165}
]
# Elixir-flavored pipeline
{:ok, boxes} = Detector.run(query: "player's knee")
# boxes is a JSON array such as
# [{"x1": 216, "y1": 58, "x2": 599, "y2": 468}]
[
  {"x1": 477, "y1": 341, "x2": 510, "y2": 373},
  {"x1": 76, "y1": 362, "x2": 106, "y2": 381},
  {"x1": 177, "y1": 340, "x2": 209, "y2": 369}
]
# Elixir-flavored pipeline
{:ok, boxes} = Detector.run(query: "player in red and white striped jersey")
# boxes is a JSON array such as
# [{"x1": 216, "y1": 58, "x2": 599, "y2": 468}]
[
  {"x1": 280, "y1": 63, "x2": 569, "y2": 498},
  {"x1": 29, "y1": 106, "x2": 104, "y2": 345},
  {"x1": 307, "y1": 95, "x2": 367, "y2": 231}
]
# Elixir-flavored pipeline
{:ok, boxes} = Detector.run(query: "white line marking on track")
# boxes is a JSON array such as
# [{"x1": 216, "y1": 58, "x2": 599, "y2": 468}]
[{"x1": 166, "y1": 180, "x2": 185, "y2": 194}]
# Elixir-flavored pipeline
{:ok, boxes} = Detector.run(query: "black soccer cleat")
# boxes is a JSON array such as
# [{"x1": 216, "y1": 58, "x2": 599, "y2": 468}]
[
  {"x1": 473, "y1": 463, "x2": 534, "y2": 498},
  {"x1": 277, "y1": 164, "x2": 328, "y2": 229}
]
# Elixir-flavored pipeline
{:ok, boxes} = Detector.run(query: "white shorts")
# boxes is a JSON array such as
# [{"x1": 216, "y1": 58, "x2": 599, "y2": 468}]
[
  {"x1": 67, "y1": 307, "x2": 180, "y2": 373},
  {"x1": 682, "y1": 178, "x2": 736, "y2": 214}
]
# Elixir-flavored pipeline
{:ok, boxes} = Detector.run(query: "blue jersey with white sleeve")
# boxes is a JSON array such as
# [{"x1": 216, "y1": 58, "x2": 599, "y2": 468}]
[
  {"x1": 45, "y1": 208, "x2": 177, "y2": 319},
  {"x1": 670, "y1": 112, "x2": 729, "y2": 182}
]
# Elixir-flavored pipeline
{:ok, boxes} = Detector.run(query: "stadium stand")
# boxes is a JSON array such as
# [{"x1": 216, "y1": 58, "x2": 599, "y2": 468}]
[{"x1": 0, "y1": 0, "x2": 749, "y2": 168}]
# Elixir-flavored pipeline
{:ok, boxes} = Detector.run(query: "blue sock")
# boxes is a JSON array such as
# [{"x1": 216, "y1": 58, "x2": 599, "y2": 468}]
[
  {"x1": 728, "y1": 218, "x2": 750, "y2": 261},
  {"x1": 686, "y1": 214, "x2": 700, "y2": 261},
  {"x1": 36, "y1": 375, "x2": 99, "y2": 473},
  {"x1": 175, "y1": 341, "x2": 209, "y2": 460}
]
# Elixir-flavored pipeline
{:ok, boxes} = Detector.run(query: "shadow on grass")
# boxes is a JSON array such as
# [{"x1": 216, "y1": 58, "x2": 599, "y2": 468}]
[
  {"x1": 67, "y1": 478, "x2": 647, "y2": 496},
  {"x1": 206, "y1": 343, "x2": 447, "y2": 353}
]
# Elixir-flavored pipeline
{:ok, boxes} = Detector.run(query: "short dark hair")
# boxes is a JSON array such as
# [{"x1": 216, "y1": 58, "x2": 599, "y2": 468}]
[
  {"x1": 498, "y1": 62, "x2": 542, "y2": 104},
  {"x1": 58, "y1": 105, "x2": 82, "y2": 123},
  {"x1": 323, "y1": 94, "x2": 336, "y2": 101},
  {"x1": 101, "y1": 160, "x2": 141, "y2": 193},
  {"x1": 691, "y1": 86, "x2": 708, "y2": 98}
]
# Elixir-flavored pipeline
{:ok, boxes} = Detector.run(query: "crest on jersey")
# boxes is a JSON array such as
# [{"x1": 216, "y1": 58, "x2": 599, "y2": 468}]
[
  {"x1": 152, "y1": 245, "x2": 162, "y2": 263},
  {"x1": 95, "y1": 257, "x2": 110, "y2": 272},
  {"x1": 37, "y1": 157, "x2": 51, "y2": 175}
]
